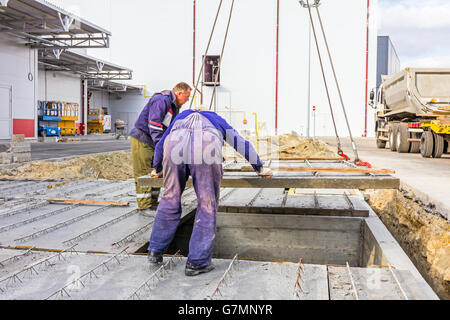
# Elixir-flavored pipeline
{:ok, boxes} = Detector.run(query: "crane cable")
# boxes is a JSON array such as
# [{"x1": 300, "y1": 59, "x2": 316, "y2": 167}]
[
  {"x1": 210, "y1": 0, "x2": 235, "y2": 111},
  {"x1": 189, "y1": 0, "x2": 224, "y2": 110},
  {"x1": 305, "y1": 0, "x2": 371, "y2": 168}
]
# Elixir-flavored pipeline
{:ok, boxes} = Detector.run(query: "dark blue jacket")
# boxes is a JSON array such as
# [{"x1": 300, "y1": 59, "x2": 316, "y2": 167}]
[
  {"x1": 153, "y1": 110, "x2": 264, "y2": 173},
  {"x1": 129, "y1": 90, "x2": 180, "y2": 148}
]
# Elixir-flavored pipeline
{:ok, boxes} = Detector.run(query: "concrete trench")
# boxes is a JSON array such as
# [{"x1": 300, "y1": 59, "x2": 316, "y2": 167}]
[{"x1": 0, "y1": 179, "x2": 440, "y2": 300}]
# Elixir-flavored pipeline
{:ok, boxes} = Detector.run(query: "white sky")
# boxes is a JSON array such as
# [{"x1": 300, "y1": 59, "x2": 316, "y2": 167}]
[{"x1": 377, "y1": 0, "x2": 450, "y2": 68}]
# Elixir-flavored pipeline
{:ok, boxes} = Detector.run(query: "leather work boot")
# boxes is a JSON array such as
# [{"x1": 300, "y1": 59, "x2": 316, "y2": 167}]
[
  {"x1": 185, "y1": 262, "x2": 215, "y2": 277},
  {"x1": 148, "y1": 251, "x2": 163, "y2": 264}
]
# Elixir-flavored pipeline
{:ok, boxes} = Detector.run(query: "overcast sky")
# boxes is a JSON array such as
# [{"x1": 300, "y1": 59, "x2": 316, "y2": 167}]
[{"x1": 377, "y1": 0, "x2": 450, "y2": 68}]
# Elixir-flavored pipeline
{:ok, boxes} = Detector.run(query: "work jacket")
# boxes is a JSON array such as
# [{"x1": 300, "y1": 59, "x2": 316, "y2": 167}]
[
  {"x1": 153, "y1": 110, "x2": 264, "y2": 173},
  {"x1": 129, "y1": 90, "x2": 180, "y2": 148}
]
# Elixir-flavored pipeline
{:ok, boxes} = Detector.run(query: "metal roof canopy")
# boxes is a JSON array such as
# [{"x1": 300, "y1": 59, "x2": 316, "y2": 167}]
[
  {"x1": 87, "y1": 79, "x2": 143, "y2": 94},
  {"x1": 39, "y1": 49, "x2": 132, "y2": 80},
  {"x1": 0, "y1": 0, "x2": 110, "y2": 49}
]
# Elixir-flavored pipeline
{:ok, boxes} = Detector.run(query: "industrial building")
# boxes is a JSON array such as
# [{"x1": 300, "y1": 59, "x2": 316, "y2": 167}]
[{"x1": 0, "y1": 0, "x2": 448, "y2": 304}]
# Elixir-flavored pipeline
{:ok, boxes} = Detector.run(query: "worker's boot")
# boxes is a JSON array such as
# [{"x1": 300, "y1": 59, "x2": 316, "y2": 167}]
[
  {"x1": 148, "y1": 251, "x2": 163, "y2": 264},
  {"x1": 138, "y1": 208, "x2": 155, "y2": 217},
  {"x1": 185, "y1": 262, "x2": 215, "y2": 277}
]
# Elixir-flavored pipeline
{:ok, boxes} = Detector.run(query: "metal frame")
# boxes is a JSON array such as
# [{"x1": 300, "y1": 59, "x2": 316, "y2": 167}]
[
  {"x1": 38, "y1": 49, "x2": 132, "y2": 81},
  {"x1": 0, "y1": 0, "x2": 110, "y2": 49}
]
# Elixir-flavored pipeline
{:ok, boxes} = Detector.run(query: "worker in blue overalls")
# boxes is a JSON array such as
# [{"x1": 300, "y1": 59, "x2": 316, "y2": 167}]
[
  {"x1": 129, "y1": 82, "x2": 192, "y2": 212},
  {"x1": 147, "y1": 108, "x2": 273, "y2": 276}
]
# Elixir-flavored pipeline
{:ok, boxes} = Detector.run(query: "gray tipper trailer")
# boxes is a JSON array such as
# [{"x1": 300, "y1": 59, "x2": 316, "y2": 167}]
[{"x1": 369, "y1": 68, "x2": 450, "y2": 158}]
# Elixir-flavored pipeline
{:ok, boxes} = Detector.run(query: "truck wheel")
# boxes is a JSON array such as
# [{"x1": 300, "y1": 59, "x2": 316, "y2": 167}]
[
  {"x1": 410, "y1": 133, "x2": 421, "y2": 153},
  {"x1": 389, "y1": 124, "x2": 399, "y2": 151},
  {"x1": 420, "y1": 131, "x2": 434, "y2": 158},
  {"x1": 432, "y1": 132, "x2": 444, "y2": 158},
  {"x1": 396, "y1": 123, "x2": 411, "y2": 153},
  {"x1": 376, "y1": 139, "x2": 387, "y2": 149}
]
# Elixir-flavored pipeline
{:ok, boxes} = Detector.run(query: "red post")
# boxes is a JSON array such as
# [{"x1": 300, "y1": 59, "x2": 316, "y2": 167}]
[
  {"x1": 363, "y1": 0, "x2": 370, "y2": 137},
  {"x1": 275, "y1": 0, "x2": 280, "y2": 136}
]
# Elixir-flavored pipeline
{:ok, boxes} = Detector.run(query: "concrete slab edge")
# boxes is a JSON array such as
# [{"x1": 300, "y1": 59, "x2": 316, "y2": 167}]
[{"x1": 364, "y1": 208, "x2": 440, "y2": 300}]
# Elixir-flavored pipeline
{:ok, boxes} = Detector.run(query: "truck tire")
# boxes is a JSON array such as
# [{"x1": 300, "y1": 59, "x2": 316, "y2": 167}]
[
  {"x1": 389, "y1": 124, "x2": 399, "y2": 152},
  {"x1": 396, "y1": 123, "x2": 410, "y2": 153},
  {"x1": 410, "y1": 133, "x2": 421, "y2": 153},
  {"x1": 376, "y1": 139, "x2": 387, "y2": 149},
  {"x1": 432, "y1": 132, "x2": 444, "y2": 158},
  {"x1": 420, "y1": 131, "x2": 434, "y2": 158}
]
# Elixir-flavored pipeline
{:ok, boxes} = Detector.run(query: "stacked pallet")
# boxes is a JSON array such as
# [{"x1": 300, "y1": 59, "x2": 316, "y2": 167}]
[{"x1": 0, "y1": 135, "x2": 31, "y2": 164}]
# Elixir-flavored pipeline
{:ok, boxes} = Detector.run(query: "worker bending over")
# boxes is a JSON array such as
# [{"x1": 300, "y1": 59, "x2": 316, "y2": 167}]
[
  {"x1": 147, "y1": 109, "x2": 273, "y2": 276},
  {"x1": 129, "y1": 82, "x2": 192, "y2": 211}
]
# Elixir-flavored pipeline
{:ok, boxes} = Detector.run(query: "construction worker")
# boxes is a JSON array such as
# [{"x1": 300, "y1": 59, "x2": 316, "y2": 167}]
[
  {"x1": 147, "y1": 108, "x2": 273, "y2": 276},
  {"x1": 129, "y1": 82, "x2": 192, "y2": 211}
]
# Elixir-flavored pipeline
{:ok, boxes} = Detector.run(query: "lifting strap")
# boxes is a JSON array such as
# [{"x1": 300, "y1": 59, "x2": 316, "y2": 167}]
[{"x1": 304, "y1": 0, "x2": 371, "y2": 168}]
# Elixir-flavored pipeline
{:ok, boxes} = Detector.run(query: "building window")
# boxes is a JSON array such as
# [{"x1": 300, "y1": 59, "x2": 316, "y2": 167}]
[{"x1": 203, "y1": 55, "x2": 221, "y2": 86}]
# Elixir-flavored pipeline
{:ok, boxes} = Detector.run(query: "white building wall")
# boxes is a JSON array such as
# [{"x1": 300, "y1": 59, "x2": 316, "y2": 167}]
[
  {"x1": 51, "y1": 0, "x2": 378, "y2": 138},
  {"x1": 0, "y1": 34, "x2": 38, "y2": 139},
  {"x1": 38, "y1": 70, "x2": 81, "y2": 105}
]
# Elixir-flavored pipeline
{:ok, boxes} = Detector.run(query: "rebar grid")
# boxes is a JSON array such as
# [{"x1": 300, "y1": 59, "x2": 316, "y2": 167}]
[
  {"x1": 46, "y1": 247, "x2": 130, "y2": 300},
  {"x1": 346, "y1": 262, "x2": 359, "y2": 300},
  {"x1": 206, "y1": 254, "x2": 239, "y2": 300},
  {"x1": 112, "y1": 220, "x2": 155, "y2": 249},
  {"x1": 14, "y1": 205, "x2": 114, "y2": 243},
  {"x1": 0, "y1": 198, "x2": 35, "y2": 210},
  {"x1": 0, "y1": 204, "x2": 80, "y2": 233},
  {"x1": 0, "y1": 246, "x2": 35, "y2": 268},
  {"x1": 388, "y1": 264, "x2": 409, "y2": 300},
  {"x1": 294, "y1": 258, "x2": 305, "y2": 298},
  {"x1": 343, "y1": 192, "x2": 355, "y2": 211},
  {"x1": 0, "y1": 244, "x2": 78, "y2": 293},
  {"x1": 128, "y1": 252, "x2": 183, "y2": 300},
  {"x1": 63, "y1": 209, "x2": 139, "y2": 246},
  {"x1": 247, "y1": 189, "x2": 264, "y2": 207},
  {"x1": 52, "y1": 181, "x2": 106, "y2": 198},
  {"x1": 0, "y1": 201, "x2": 48, "y2": 220}
]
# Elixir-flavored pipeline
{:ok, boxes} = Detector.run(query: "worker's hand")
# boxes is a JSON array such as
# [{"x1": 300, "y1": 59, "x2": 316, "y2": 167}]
[
  {"x1": 257, "y1": 167, "x2": 273, "y2": 178},
  {"x1": 151, "y1": 170, "x2": 163, "y2": 178}
]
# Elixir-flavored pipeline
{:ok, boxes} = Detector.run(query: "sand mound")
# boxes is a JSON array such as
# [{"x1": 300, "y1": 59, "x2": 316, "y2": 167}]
[
  {"x1": 224, "y1": 133, "x2": 336, "y2": 160},
  {"x1": 274, "y1": 133, "x2": 336, "y2": 158},
  {"x1": 0, "y1": 152, "x2": 133, "y2": 181},
  {"x1": 364, "y1": 188, "x2": 450, "y2": 300}
]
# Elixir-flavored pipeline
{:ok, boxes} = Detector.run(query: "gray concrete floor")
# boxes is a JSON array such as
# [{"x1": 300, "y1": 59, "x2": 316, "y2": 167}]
[
  {"x1": 320, "y1": 136, "x2": 450, "y2": 219},
  {"x1": 31, "y1": 140, "x2": 130, "y2": 161}
]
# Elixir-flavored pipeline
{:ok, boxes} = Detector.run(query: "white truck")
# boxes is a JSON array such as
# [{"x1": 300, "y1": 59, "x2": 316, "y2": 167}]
[{"x1": 370, "y1": 68, "x2": 450, "y2": 158}]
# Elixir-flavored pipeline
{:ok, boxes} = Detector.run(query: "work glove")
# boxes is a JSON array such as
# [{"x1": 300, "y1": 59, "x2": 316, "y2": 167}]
[
  {"x1": 257, "y1": 167, "x2": 273, "y2": 178},
  {"x1": 151, "y1": 169, "x2": 163, "y2": 178}
]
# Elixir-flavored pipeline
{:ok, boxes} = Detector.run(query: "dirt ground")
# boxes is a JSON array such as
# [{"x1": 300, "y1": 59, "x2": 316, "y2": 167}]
[
  {"x1": 224, "y1": 133, "x2": 337, "y2": 160},
  {"x1": 0, "y1": 152, "x2": 134, "y2": 181},
  {"x1": 364, "y1": 188, "x2": 450, "y2": 300}
]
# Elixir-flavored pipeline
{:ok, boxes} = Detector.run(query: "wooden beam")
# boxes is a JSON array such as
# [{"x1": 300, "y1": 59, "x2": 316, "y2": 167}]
[
  {"x1": 226, "y1": 166, "x2": 395, "y2": 174},
  {"x1": 138, "y1": 175, "x2": 400, "y2": 190},
  {"x1": 46, "y1": 199, "x2": 129, "y2": 206}
]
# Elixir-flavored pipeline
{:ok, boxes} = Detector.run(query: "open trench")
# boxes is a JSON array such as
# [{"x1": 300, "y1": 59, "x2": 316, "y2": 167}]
[{"x1": 364, "y1": 188, "x2": 450, "y2": 300}]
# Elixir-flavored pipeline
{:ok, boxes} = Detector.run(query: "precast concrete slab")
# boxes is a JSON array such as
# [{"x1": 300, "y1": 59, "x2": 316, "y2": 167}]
[{"x1": 0, "y1": 249, "x2": 437, "y2": 300}]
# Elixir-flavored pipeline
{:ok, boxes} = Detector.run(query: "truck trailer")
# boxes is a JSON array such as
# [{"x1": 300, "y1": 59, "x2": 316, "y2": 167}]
[{"x1": 370, "y1": 68, "x2": 450, "y2": 158}]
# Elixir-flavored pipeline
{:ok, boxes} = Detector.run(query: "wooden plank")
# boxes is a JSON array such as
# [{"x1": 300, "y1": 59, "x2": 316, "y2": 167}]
[
  {"x1": 138, "y1": 175, "x2": 400, "y2": 190},
  {"x1": 226, "y1": 166, "x2": 395, "y2": 174},
  {"x1": 46, "y1": 198, "x2": 129, "y2": 206},
  {"x1": 262, "y1": 157, "x2": 344, "y2": 161}
]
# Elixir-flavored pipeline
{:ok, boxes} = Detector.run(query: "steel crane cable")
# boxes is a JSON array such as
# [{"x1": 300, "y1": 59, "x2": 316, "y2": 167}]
[
  {"x1": 306, "y1": 0, "x2": 371, "y2": 167},
  {"x1": 304, "y1": 0, "x2": 343, "y2": 156},
  {"x1": 209, "y1": 0, "x2": 235, "y2": 111},
  {"x1": 189, "y1": 0, "x2": 224, "y2": 110},
  {"x1": 314, "y1": 4, "x2": 361, "y2": 163}
]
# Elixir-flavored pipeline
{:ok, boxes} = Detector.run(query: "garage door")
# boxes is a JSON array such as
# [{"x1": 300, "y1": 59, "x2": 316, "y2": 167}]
[{"x1": 0, "y1": 85, "x2": 12, "y2": 140}]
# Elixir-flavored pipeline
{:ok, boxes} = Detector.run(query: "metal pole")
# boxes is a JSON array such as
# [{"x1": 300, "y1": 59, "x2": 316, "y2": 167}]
[{"x1": 307, "y1": 18, "x2": 311, "y2": 138}]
